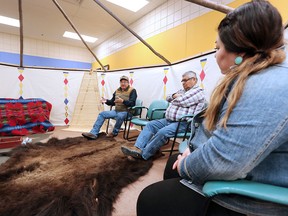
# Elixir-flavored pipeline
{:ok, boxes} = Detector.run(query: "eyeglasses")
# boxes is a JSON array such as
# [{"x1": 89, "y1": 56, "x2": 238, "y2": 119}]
[{"x1": 181, "y1": 78, "x2": 193, "y2": 83}]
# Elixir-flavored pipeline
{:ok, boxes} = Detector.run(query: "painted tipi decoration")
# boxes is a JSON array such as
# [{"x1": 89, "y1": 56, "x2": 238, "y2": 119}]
[
  {"x1": 199, "y1": 58, "x2": 207, "y2": 89},
  {"x1": 18, "y1": 68, "x2": 24, "y2": 99},
  {"x1": 101, "y1": 73, "x2": 106, "y2": 98},
  {"x1": 63, "y1": 72, "x2": 69, "y2": 125},
  {"x1": 163, "y1": 68, "x2": 169, "y2": 99},
  {"x1": 129, "y1": 71, "x2": 134, "y2": 86},
  {"x1": 128, "y1": 71, "x2": 135, "y2": 128}
]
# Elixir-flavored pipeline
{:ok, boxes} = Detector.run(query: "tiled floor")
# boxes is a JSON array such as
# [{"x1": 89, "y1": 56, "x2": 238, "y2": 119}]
[{"x1": 0, "y1": 126, "x2": 173, "y2": 216}]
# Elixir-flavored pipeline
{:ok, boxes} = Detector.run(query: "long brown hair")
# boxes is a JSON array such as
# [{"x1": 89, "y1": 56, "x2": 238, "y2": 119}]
[{"x1": 205, "y1": 0, "x2": 286, "y2": 131}]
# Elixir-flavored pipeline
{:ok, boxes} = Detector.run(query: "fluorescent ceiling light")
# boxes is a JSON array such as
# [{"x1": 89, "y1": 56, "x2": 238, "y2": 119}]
[
  {"x1": 107, "y1": 0, "x2": 149, "y2": 12},
  {"x1": 63, "y1": 31, "x2": 98, "y2": 43},
  {"x1": 0, "y1": 15, "x2": 19, "y2": 27}
]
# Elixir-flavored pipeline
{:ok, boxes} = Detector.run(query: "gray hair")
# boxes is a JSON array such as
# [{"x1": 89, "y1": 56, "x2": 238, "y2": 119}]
[{"x1": 182, "y1": 71, "x2": 197, "y2": 81}]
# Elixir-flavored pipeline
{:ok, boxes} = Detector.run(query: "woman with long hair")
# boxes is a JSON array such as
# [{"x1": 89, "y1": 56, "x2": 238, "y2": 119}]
[{"x1": 137, "y1": 1, "x2": 288, "y2": 215}]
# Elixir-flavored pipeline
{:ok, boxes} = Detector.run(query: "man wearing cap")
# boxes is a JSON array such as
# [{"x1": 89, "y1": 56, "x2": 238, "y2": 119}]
[{"x1": 82, "y1": 75, "x2": 137, "y2": 139}]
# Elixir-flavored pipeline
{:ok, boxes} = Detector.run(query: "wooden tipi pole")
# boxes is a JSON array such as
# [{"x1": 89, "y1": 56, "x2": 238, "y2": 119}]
[
  {"x1": 93, "y1": 0, "x2": 171, "y2": 65},
  {"x1": 52, "y1": 0, "x2": 107, "y2": 71},
  {"x1": 185, "y1": 0, "x2": 234, "y2": 14}
]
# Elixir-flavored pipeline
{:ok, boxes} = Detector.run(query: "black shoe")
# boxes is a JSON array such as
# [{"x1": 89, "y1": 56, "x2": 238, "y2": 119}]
[
  {"x1": 121, "y1": 146, "x2": 142, "y2": 159},
  {"x1": 82, "y1": 132, "x2": 98, "y2": 140}
]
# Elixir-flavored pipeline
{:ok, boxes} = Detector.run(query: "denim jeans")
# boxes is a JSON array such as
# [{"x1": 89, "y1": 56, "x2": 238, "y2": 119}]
[
  {"x1": 135, "y1": 118, "x2": 188, "y2": 160},
  {"x1": 90, "y1": 110, "x2": 129, "y2": 135}
]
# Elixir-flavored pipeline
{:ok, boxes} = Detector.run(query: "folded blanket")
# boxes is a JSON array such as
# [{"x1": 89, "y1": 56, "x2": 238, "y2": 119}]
[{"x1": 0, "y1": 98, "x2": 54, "y2": 136}]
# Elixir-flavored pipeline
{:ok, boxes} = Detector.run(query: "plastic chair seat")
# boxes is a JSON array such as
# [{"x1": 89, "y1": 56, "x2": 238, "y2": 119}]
[
  {"x1": 203, "y1": 180, "x2": 288, "y2": 206},
  {"x1": 130, "y1": 118, "x2": 150, "y2": 126},
  {"x1": 175, "y1": 132, "x2": 191, "y2": 138}
]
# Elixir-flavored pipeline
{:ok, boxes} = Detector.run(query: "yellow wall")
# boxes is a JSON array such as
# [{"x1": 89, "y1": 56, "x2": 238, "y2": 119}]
[
  {"x1": 94, "y1": 25, "x2": 187, "y2": 70},
  {"x1": 93, "y1": 0, "x2": 288, "y2": 70},
  {"x1": 270, "y1": 0, "x2": 288, "y2": 22}
]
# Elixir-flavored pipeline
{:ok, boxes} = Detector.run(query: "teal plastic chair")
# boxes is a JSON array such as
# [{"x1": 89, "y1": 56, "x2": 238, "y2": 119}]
[
  {"x1": 175, "y1": 104, "x2": 208, "y2": 156},
  {"x1": 106, "y1": 99, "x2": 143, "y2": 139},
  {"x1": 125, "y1": 99, "x2": 169, "y2": 141},
  {"x1": 166, "y1": 114, "x2": 194, "y2": 156},
  {"x1": 123, "y1": 99, "x2": 143, "y2": 140},
  {"x1": 202, "y1": 180, "x2": 288, "y2": 206},
  {"x1": 178, "y1": 139, "x2": 189, "y2": 153}
]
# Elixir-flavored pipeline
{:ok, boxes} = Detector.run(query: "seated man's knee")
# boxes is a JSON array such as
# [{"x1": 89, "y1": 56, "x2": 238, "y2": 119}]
[
  {"x1": 146, "y1": 121, "x2": 158, "y2": 131},
  {"x1": 115, "y1": 114, "x2": 126, "y2": 122},
  {"x1": 157, "y1": 128, "x2": 168, "y2": 137}
]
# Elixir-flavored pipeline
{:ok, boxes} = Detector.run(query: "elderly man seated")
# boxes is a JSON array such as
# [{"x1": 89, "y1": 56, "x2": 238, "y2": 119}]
[
  {"x1": 121, "y1": 71, "x2": 206, "y2": 160},
  {"x1": 82, "y1": 75, "x2": 137, "y2": 139}
]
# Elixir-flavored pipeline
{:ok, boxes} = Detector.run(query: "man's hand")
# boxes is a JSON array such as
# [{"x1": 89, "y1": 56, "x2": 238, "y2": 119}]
[
  {"x1": 173, "y1": 93, "x2": 182, "y2": 99},
  {"x1": 115, "y1": 96, "x2": 124, "y2": 104},
  {"x1": 100, "y1": 97, "x2": 107, "y2": 104}
]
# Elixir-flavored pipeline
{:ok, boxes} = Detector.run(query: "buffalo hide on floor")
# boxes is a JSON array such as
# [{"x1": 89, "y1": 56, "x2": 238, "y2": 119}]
[{"x1": 0, "y1": 134, "x2": 153, "y2": 216}]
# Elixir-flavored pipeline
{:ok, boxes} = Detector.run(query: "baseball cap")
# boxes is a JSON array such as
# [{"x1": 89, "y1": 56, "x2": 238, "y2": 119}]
[{"x1": 120, "y1": 75, "x2": 129, "y2": 82}]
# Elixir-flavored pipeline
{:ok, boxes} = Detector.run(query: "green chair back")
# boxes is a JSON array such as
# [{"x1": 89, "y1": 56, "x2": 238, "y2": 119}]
[
  {"x1": 147, "y1": 99, "x2": 169, "y2": 120},
  {"x1": 132, "y1": 99, "x2": 143, "y2": 117}
]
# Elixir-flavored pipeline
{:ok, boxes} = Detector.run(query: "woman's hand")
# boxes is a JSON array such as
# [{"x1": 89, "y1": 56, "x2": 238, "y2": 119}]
[{"x1": 172, "y1": 148, "x2": 190, "y2": 173}]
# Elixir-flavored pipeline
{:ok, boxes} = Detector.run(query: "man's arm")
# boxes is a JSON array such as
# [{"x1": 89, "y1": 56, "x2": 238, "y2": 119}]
[
  {"x1": 166, "y1": 89, "x2": 184, "y2": 102},
  {"x1": 105, "y1": 92, "x2": 116, "y2": 106},
  {"x1": 172, "y1": 87, "x2": 205, "y2": 108},
  {"x1": 123, "y1": 89, "x2": 137, "y2": 107}
]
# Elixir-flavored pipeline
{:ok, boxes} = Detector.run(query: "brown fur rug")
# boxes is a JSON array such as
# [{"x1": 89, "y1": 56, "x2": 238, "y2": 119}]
[{"x1": 0, "y1": 133, "x2": 153, "y2": 216}]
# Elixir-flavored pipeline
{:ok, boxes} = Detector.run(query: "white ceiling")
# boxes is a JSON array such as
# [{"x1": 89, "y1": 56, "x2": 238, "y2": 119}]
[{"x1": 0, "y1": 0, "x2": 167, "y2": 49}]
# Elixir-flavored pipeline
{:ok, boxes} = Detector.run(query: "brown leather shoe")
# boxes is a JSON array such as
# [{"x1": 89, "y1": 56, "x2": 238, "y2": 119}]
[
  {"x1": 106, "y1": 132, "x2": 118, "y2": 138},
  {"x1": 121, "y1": 146, "x2": 142, "y2": 159},
  {"x1": 82, "y1": 132, "x2": 98, "y2": 140}
]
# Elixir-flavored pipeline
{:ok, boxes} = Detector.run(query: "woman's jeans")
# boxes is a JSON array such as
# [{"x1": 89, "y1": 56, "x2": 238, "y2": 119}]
[{"x1": 90, "y1": 110, "x2": 129, "y2": 135}]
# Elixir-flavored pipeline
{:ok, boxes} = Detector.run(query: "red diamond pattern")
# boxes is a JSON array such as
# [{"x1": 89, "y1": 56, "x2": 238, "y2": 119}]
[
  {"x1": 18, "y1": 74, "x2": 24, "y2": 81},
  {"x1": 200, "y1": 70, "x2": 205, "y2": 81},
  {"x1": 64, "y1": 78, "x2": 68, "y2": 85},
  {"x1": 163, "y1": 76, "x2": 168, "y2": 84},
  {"x1": 64, "y1": 118, "x2": 69, "y2": 125},
  {"x1": 101, "y1": 80, "x2": 105, "y2": 86}
]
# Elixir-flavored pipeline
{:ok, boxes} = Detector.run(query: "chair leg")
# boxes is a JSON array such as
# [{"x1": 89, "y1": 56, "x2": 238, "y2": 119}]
[
  {"x1": 123, "y1": 121, "x2": 127, "y2": 139},
  {"x1": 126, "y1": 124, "x2": 141, "y2": 141},
  {"x1": 123, "y1": 120, "x2": 130, "y2": 140},
  {"x1": 169, "y1": 136, "x2": 178, "y2": 156},
  {"x1": 126, "y1": 122, "x2": 134, "y2": 141},
  {"x1": 106, "y1": 118, "x2": 110, "y2": 134}
]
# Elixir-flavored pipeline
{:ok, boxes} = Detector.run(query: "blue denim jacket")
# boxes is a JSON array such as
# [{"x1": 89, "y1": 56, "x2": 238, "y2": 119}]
[{"x1": 179, "y1": 54, "x2": 288, "y2": 215}]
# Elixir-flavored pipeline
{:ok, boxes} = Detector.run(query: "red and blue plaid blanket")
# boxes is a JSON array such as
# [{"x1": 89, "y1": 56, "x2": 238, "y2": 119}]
[{"x1": 0, "y1": 98, "x2": 55, "y2": 136}]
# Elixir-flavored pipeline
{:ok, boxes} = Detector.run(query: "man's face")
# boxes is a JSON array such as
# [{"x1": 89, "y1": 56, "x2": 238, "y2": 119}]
[
  {"x1": 120, "y1": 80, "x2": 129, "y2": 90},
  {"x1": 181, "y1": 76, "x2": 196, "y2": 91}
]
